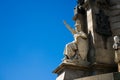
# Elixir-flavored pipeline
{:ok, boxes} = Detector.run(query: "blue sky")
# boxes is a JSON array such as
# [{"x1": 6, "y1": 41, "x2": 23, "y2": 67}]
[{"x1": 0, "y1": 0, "x2": 76, "y2": 80}]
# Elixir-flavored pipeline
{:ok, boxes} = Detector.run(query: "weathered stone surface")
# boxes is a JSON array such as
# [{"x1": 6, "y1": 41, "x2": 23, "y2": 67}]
[
  {"x1": 91, "y1": 63, "x2": 117, "y2": 75},
  {"x1": 53, "y1": 63, "x2": 90, "y2": 80},
  {"x1": 95, "y1": 48, "x2": 114, "y2": 64},
  {"x1": 114, "y1": 72, "x2": 120, "y2": 80},
  {"x1": 92, "y1": 34, "x2": 115, "y2": 64},
  {"x1": 108, "y1": 10, "x2": 120, "y2": 16},
  {"x1": 74, "y1": 72, "x2": 120, "y2": 80},
  {"x1": 86, "y1": 2, "x2": 115, "y2": 65},
  {"x1": 110, "y1": 0, "x2": 120, "y2": 5},
  {"x1": 112, "y1": 29, "x2": 120, "y2": 35},
  {"x1": 109, "y1": 1, "x2": 120, "y2": 36},
  {"x1": 111, "y1": 4, "x2": 120, "y2": 10},
  {"x1": 92, "y1": 35, "x2": 114, "y2": 64},
  {"x1": 110, "y1": 22, "x2": 120, "y2": 30},
  {"x1": 74, "y1": 73, "x2": 120, "y2": 80},
  {"x1": 56, "y1": 72, "x2": 65, "y2": 80},
  {"x1": 109, "y1": 15, "x2": 120, "y2": 23}
]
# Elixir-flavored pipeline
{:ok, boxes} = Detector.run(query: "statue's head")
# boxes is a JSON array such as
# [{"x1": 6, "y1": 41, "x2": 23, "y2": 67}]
[{"x1": 114, "y1": 36, "x2": 120, "y2": 43}]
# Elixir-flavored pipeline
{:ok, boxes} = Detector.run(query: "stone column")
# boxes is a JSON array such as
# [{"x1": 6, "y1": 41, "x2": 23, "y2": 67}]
[{"x1": 85, "y1": 0, "x2": 117, "y2": 75}]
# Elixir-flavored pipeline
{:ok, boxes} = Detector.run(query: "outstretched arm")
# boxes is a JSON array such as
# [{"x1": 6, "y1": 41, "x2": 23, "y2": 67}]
[{"x1": 63, "y1": 20, "x2": 76, "y2": 35}]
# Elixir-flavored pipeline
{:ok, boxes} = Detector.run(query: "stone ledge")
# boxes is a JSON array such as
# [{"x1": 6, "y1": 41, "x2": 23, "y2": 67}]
[
  {"x1": 53, "y1": 63, "x2": 90, "y2": 80},
  {"x1": 53, "y1": 63, "x2": 90, "y2": 74},
  {"x1": 74, "y1": 72, "x2": 120, "y2": 80},
  {"x1": 91, "y1": 63, "x2": 117, "y2": 69},
  {"x1": 53, "y1": 62, "x2": 117, "y2": 80},
  {"x1": 90, "y1": 63, "x2": 117, "y2": 75}
]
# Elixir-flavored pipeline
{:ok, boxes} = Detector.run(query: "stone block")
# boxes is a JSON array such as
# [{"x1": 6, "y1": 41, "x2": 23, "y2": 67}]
[
  {"x1": 98, "y1": 73, "x2": 114, "y2": 80},
  {"x1": 111, "y1": 4, "x2": 120, "y2": 10},
  {"x1": 74, "y1": 72, "x2": 120, "y2": 80},
  {"x1": 91, "y1": 63, "x2": 117, "y2": 75},
  {"x1": 95, "y1": 48, "x2": 115, "y2": 64},
  {"x1": 110, "y1": 0, "x2": 120, "y2": 5},
  {"x1": 56, "y1": 72, "x2": 65, "y2": 80},
  {"x1": 109, "y1": 10, "x2": 120, "y2": 16},
  {"x1": 110, "y1": 22, "x2": 120, "y2": 30},
  {"x1": 114, "y1": 72, "x2": 120, "y2": 80},
  {"x1": 112, "y1": 29, "x2": 120, "y2": 35},
  {"x1": 53, "y1": 63, "x2": 90, "y2": 80},
  {"x1": 109, "y1": 15, "x2": 120, "y2": 23}
]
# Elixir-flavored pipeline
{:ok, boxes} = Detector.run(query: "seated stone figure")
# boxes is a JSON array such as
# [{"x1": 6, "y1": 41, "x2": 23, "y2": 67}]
[{"x1": 63, "y1": 20, "x2": 88, "y2": 65}]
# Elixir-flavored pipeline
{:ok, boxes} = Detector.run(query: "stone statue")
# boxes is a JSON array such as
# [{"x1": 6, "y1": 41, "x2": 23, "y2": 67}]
[
  {"x1": 113, "y1": 36, "x2": 120, "y2": 72},
  {"x1": 63, "y1": 20, "x2": 88, "y2": 64}
]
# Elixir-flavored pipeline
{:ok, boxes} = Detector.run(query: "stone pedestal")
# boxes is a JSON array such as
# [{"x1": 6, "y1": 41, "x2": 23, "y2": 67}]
[
  {"x1": 75, "y1": 72, "x2": 120, "y2": 80},
  {"x1": 91, "y1": 63, "x2": 117, "y2": 75},
  {"x1": 53, "y1": 63, "x2": 90, "y2": 80}
]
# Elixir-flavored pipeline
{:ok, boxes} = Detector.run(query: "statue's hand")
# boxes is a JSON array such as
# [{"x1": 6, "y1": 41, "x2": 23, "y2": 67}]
[
  {"x1": 63, "y1": 20, "x2": 76, "y2": 35},
  {"x1": 63, "y1": 20, "x2": 67, "y2": 25}
]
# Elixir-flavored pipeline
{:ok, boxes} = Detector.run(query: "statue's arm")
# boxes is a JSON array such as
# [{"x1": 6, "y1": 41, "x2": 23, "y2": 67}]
[{"x1": 63, "y1": 20, "x2": 76, "y2": 35}]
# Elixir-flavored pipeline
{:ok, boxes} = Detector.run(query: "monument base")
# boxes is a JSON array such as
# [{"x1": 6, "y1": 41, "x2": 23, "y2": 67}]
[
  {"x1": 91, "y1": 63, "x2": 117, "y2": 75},
  {"x1": 75, "y1": 72, "x2": 120, "y2": 80},
  {"x1": 53, "y1": 63, "x2": 90, "y2": 80}
]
